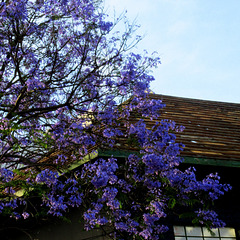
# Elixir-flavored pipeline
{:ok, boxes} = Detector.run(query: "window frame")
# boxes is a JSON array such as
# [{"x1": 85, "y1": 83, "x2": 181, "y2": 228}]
[{"x1": 173, "y1": 225, "x2": 236, "y2": 240}]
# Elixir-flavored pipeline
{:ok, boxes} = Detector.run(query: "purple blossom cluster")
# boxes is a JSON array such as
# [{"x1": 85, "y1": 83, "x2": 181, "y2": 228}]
[
  {"x1": 0, "y1": 168, "x2": 14, "y2": 183},
  {"x1": 195, "y1": 209, "x2": 226, "y2": 228},
  {"x1": 166, "y1": 167, "x2": 231, "y2": 204},
  {"x1": 35, "y1": 169, "x2": 59, "y2": 187},
  {"x1": 36, "y1": 171, "x2": 84, "y2": 217}
]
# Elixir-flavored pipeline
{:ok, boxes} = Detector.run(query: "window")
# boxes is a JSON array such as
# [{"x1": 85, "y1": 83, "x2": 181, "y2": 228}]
[{"x1": 174, "y1": 226, "x2": 236, "y2": 240}]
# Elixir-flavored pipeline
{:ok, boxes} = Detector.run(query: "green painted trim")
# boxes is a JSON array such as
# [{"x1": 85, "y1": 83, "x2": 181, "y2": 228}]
[
  {"x1": 98, "y1": 149, "x2": 139, "y2": 158},
  {"x1": 98, "y1": 150, "x2": 240, "y2": 168},
  {"x1": 66, "y1": 150, "x2": 98, "y2": 171},
  {"x1": 183, "y1": 157, "x2": 240, "y2": 168}
]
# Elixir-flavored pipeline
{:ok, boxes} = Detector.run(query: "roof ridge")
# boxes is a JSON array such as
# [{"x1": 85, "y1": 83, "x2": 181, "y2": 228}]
[{"x1": 149, "y1": 93, "x2": 240, "y2": 106}]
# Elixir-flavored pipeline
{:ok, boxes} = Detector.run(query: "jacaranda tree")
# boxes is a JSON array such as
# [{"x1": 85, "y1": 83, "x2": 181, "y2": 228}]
[{"x1": 0, "y1": 0, "x2": 231, "y2": 239}]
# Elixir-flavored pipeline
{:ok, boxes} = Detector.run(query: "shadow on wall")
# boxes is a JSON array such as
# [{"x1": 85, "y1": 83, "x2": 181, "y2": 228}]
[{"x1": 0, "y1": 209, "x2": 111, "y2": 240}]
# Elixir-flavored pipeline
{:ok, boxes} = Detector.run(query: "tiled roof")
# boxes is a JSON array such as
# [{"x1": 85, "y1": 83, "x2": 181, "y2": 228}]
[{"x1": 147, "y1": 94, "x2": 240, "y2": 162}]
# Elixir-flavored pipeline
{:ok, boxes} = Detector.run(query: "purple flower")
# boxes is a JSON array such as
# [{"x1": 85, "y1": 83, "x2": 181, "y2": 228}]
[
  {"x1": 139, "y1": 228, "x2": 153, "y2": 240},
  {"x1": 35, "y1": 169, "x2": 59, "y2": 187},
  {"x1": 0, "y1": 168, "x2": 14, "y2": 183},
  {"x1": 22, "y1": 212, "x2": 30, "y2": 219},
  {"x1": 195, "y1": 209, "x2": 226, "y2": 228}
]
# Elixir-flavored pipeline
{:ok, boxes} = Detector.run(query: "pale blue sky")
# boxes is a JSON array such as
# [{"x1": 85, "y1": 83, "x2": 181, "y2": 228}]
[{"x1": 104, "y1": 0, "x2": 240, "y2": 103}]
